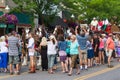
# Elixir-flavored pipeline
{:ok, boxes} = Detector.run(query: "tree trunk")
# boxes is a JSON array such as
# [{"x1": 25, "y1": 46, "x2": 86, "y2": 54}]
[{"x1": 38, "y1": 15, "x2": 44, "y2": 25}]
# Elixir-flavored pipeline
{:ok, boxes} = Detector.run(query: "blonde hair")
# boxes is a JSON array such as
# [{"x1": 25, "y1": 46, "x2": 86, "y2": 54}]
[
  {"x1": 71, "y1": 35, "x2": 76, "y2": 39},
  {"x1": 41, "y1": 37, "x2": 47, "y2": 45},
  {"x1": 1, "y1": 36, "x2": 5, "y2": 42},
  {"x1": 0, "y1": 38, "x2": 2, "y2": 42}
]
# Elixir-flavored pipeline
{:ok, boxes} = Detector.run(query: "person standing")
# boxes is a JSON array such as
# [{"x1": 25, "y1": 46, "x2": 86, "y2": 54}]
[
  {"x1": 58, "y1": 35, "x2": 68, "y2": 73},
  {"x1": 0, "y1": 36, "x2": 8, "y2": 72},
  {"x1": 93, "y1": 34, "x2": 100, "y2": 66},
  {"x1": 98, "y1": 35, "x2": 105, "y2": 65},
  {"x1": 68, "y1": 35, "x2": 80, "y2": 76},
  {"x1": 65, "y1": 36, "x2": 72, "y2": 71},
  {"x1": 47, "y1": 35, "x2": 57, "y2": 74},
  {"x1": 116, "y1": 36, "x2": 120, "y2": 62},
  {"x1": 75, "y1": 26, "x2": 88, "y2": 70},
  {"x1": 87, "y1": 36, "x2": 94, "y2": 67},
  {"x1": 106, "y1": 33, "x2": 115, "y2": 68},
  {"x1": 8, "y1": 31, "x2": 20, "y2": 75},
  {"x1": 39, "y1": 37, "x2": 48, "y2": 71},
  {"x1": 27, "y1": 32, "x2": 36, "y2": 73}
]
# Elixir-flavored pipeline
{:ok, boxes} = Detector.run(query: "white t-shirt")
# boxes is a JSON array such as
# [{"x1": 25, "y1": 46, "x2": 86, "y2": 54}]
[
  {"x1": 27, "y1": 38, "x2": 34, "y2": 49},
  {"x1": 91, "y1": 20, "x2": 98, "y2": 27},
  {"x1": 47, "y1": 41, "x2": 57, "y2": 55},
  {"x1": 27, "y1": 38, "x2": 35, "y2": 56},
  {"x1": 0, "y1": 42, "x2": 8, "y2": 53}
]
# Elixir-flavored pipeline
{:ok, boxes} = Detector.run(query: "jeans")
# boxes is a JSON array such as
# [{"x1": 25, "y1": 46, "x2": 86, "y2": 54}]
[{"x1": 48, "y1": 54, "x2": 56, "y2": 69}]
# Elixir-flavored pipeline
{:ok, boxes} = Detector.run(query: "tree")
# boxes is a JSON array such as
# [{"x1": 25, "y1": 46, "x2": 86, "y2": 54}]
[
  {"x1": 79, "y1": 0, "x2": 120, "y2": 24},
  {"x1": 12, "y1": 0, "x2": 120, "y2": 25},
  {"x1": 12, "y1": 0, "x2": 61, "y2": 25}
]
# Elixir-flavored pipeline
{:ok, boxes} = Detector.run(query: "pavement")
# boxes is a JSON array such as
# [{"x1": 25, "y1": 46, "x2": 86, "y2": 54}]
[{"x1": 0, "y1": 58, "x2": 120, "y2": 80}]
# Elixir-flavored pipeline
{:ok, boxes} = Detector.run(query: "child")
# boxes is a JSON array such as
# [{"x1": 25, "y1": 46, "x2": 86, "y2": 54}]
[
  {"x1": 66, "y1": 36, "x2": 72, "y2": 70},
  {"x1": 87, "y1": 36, "x2": 94, "y2": 67}
]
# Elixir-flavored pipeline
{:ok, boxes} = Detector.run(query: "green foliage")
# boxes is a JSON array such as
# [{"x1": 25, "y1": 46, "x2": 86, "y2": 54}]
[
  {"x1": 12, "y1": 0, "x2": 120, "y2": 24},
  {"x1": 80, "y1": 0, "x2": 120, "y2": 23}
]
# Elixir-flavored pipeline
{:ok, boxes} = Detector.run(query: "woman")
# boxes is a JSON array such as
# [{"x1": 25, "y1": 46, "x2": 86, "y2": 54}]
[
  {"x1": 27, "y1": 32, "x2": 36, "y2": 73},
  {"x1": 39, "y1": 37, "x2": 48, "y2": 71},
  {"x1": 0, "y1": 36, "x2": 8, "y2": 72},
  {"x1": 68, "y1": 35, "x2": 80, "y2": 76},
  {"x1": 47, "y1": 35, "x2": 57, "y2": 74},
  {"x1": 99, "y1": 35, "x2": 105, "y2": 64},
  {"x1": 106, "y1": 33, "x2": 115, "y2": 68},
  {"x1": 58, "y1": 35, "x2": 68, "y2": 73}
]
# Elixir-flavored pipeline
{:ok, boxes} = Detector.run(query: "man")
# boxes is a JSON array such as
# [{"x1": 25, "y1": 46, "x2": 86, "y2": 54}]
[
  {"x1": 93, "y1": 34, "x2": 100, "y2": 66},
  {"x1": 8, "y1": 31, "x2": 20, "y2": 75},
  {"x1": 90, "y1": 17, "x2": 98, "y2": 31},
  {"x1": 75, "y1": 26, "x2": 88, "y2": 70}
]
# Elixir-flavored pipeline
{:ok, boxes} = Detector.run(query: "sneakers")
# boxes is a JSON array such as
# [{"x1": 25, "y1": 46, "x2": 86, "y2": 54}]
[
  {"x1": 80, "y1": 66, "x2": 83, "y2": 70},
  {"x1": 80, "y1": 65, "x2": 88, "y2": 70}
]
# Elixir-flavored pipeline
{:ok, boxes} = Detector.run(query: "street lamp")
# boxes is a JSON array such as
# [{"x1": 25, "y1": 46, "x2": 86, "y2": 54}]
[
  {"x1": 5, "y1": 5, "x2": 10, "y2": 13},
  {"x1": 71, "y1": 14, "x2": 75, "y2": 18}
]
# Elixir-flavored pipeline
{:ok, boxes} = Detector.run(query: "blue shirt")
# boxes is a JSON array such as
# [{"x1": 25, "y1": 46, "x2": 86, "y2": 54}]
[
  {"x1": 76, "y1": 35, "x2": 88, "y2": 50},
  {"x1": 58, "y1": 41, "x2": 67, "y2": 51},
  {"x1": 70, "y1": 40, "x2": 79, "y2": 55}
]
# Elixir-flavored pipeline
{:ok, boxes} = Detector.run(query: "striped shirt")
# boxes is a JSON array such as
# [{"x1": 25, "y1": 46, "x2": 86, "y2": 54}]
[{"x1": 8, "y1": 36, "x2": 19, "y2": 56}]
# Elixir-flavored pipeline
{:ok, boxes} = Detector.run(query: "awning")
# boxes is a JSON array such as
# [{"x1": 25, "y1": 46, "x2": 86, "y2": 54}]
[
  {"x1": 0, "y1": 23, "x2": 6, "y2": 28},
  {"x1": 13, "y1": 13, "x2": 32, "y2": 24},
  {"x1": 0, "y1": 11, "x2": 4, "y2": 16},
  {"x1": 8, "y1": 24, "x2": 15, "y2": 28}
]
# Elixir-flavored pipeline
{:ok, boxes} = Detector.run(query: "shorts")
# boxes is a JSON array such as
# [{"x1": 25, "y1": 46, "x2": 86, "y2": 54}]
[
  {"x1": 71, "y1": 55, "x2": 79, "y2": 68},
  {"x1": 80, "y1": 50, "x2": 87, "y2": 60},
  {"x1": 18, "y1": 53, "x2": 22, "y2": 62},
  {"x1": 34, "y1": 51, "x2": 40, "y2": 57},
  {"x1": 99, "y1": 48, "x2": 104, "y2": 51},
  {"x1": 9, "y1": 56, "x2": 20, "y2": 64},
  {"x1": 60, "y1": 56, "x2": 67, "y2": 62},
  {"x1": 87, "y1": 49, "x2": 94, "y2": 59},
  {"x1": 106, "y1": 49, "x2": 113, "y2": 57},
  {"x1": 29, "y1": 52, "x2": 35, "y2": 56}
]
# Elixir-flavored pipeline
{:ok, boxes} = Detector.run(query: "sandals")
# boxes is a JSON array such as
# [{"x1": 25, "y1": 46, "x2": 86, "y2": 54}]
[
  {"x1": 10, "y1": 72, "x2": 13, "y2": 75},
  {"x1": 76, "y1": 72, "x2": 80, "y2": 75},
  {"x1": 68, "y1": 73, "x2": 72, "y2": 76},
  {"x1": 48, "y1": 71, "x2": 54, "y2": 74}
]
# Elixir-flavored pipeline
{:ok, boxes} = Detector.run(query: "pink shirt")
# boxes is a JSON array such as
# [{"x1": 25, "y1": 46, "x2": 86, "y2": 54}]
[
  {"x1": 98, "y1": 21, "x2": 103, "y2": 27},
  {"x1": 99, "y1": 38, "x2": 104, "y2": 49}
]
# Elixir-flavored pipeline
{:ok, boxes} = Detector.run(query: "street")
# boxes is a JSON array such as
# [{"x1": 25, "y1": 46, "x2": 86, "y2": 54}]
[{"x1": 0, "y1": 58, "x2": 120, "y2": 80}]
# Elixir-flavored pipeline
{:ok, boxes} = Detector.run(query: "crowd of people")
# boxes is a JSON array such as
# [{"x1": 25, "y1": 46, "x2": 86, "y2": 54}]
[{"x1": 0, "y1": 23, "x2": 120, "y2": 76}]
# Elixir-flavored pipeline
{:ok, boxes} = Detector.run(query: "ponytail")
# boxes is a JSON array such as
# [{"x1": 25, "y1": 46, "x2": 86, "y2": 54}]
[{"x1": 52, "y1": 38, "x2": 55, "y2": 44}]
